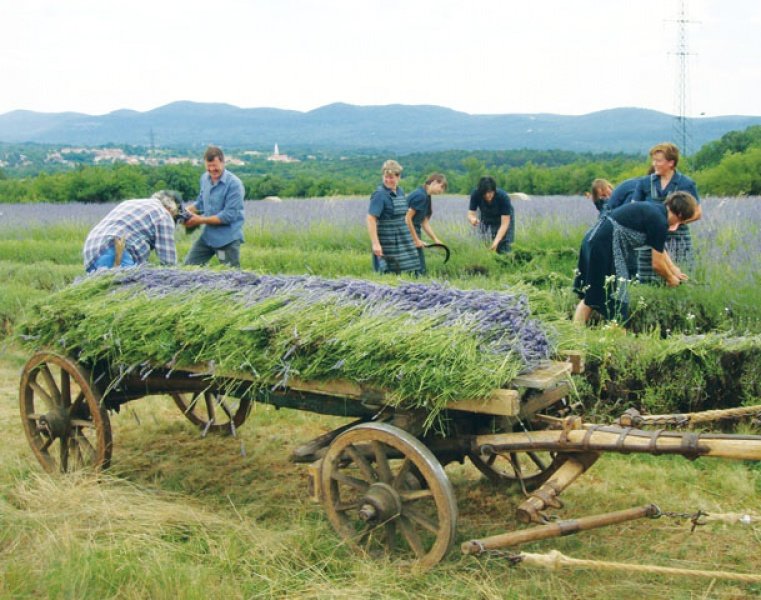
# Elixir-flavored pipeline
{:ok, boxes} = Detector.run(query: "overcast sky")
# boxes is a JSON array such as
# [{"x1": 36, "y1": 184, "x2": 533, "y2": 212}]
[{"x1": 2, "y1": 0, "x2": 759, "y2": 118}]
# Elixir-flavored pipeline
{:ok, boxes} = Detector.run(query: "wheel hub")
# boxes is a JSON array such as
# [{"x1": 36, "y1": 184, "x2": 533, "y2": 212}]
[
  {"x1": 358, "y1": 482, "x2": 402, "y2": 522},
  {"x1": 38, "y1": 407, "x2": 69, "y2": 439}
]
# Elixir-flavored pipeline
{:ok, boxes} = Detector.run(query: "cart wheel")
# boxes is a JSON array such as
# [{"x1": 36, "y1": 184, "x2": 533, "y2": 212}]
[
  {"x1": 170, "y1": 391, "x2": 252, "y2": 435},
  {"x1": 468, "y1": 448, "x2": 567, "y2": 490},
  {"x1": 320, "y1": 422, "x2": 457, "y2": 569},
  {"x1": 19, "y1": 352, "x2": 112, "y2": 474}
]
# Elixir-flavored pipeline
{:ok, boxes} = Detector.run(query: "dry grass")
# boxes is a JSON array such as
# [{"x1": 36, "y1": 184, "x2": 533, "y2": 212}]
[{"x1": 1, "y1": 344, "x2": 759, "y2": 599}]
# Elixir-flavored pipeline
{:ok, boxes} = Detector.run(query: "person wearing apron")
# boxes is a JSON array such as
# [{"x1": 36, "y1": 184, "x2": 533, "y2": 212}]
[
  {"x1": 573, "y1": 191, "x2": 698, "y2": 325},
  {"x1": 632, "y1": 143, "x2": 702, "y2": 283},
  {"x1": 468, "y1": 176, "x2": 515, "y2": 254},
  {"x1": 366, "y1": 160, "x2": 421, "y2": 274},
  {"x1": 405, "y1": 173, "x2": 448, "y2": 274}
]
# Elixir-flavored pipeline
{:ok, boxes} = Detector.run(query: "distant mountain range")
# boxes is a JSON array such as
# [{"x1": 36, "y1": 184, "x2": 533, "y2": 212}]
[{"x1": 1, "y1": 102, "x2": 759, "y2": 153}]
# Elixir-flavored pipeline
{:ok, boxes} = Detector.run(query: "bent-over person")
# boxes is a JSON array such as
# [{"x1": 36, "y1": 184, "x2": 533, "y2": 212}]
[
  {"x1": 83, "y1": 190, "x2": 180, "y2": 273},
  {"x1": 573, "y1": 191, "x2": 698, "y2": 325}
]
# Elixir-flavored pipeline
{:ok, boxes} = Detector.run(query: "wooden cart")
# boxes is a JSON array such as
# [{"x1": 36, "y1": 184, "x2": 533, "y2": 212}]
[{"x1": 18, "y1": 350, "x2": 761, "y2": 568}]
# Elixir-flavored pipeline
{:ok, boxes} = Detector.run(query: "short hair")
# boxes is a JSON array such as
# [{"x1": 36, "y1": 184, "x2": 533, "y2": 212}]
[
  {"x1": 425, "y1": 172, "x2": 447, "y2": 191},
  {"x1": 477, "y1": 176, "x2": 497, "y2": 196},
  {"x1": 664, "y1": 190, "x2": 697, "y2": 221},
  {"x1": 204, "y1": 145, "x2": 225, "y2": 162},
  {"x1": 381, "y1": 159, "x2": 403, "y2": 176},
  {"x1": 650, "y1": 142, "x2": 680, "y2": 167},
  {"x1": 152, "y1": 189, "x2": 182, "y2": 216},
  {"x1": 591, "y1": 178, "x2": 613, "y2": 201}
]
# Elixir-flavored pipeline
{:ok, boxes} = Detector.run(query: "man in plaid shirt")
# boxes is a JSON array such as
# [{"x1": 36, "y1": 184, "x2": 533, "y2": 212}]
[{"x1": 83, "y1": 190, "x2": 180, "y2": 272}]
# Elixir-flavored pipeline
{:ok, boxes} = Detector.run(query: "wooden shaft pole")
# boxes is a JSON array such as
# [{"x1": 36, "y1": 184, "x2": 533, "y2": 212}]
[
  {"x1": 473, "y1": 428, "x2": 761, "y2": 460},
  {"x1": 461, "y1": 504, "x2": 659, "y2": 555}
]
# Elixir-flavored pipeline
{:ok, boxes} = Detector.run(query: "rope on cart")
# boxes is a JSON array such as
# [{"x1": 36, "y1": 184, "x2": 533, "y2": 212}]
[
  {"x1": 496, "y1": 549, "x2": 761, "y2": 583},
  {"x1": 620, "y1": 404, "x2": 761, "y2": 428}
]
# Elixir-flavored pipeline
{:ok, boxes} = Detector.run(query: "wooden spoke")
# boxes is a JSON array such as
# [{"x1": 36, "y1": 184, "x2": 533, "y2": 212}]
[
  {"x1": 528, "y1": 451, "x2": 548, "y2": 471},
  {"x1": 402, "y1": 506, "x2": 439, "y2": 535},
  {"x1": 344, "y1": 444, "x2": 376, "y2": 482},
  {"x1": 333, "y1": 500, "x2": 361, "y2": 512},
  {"x1": 60, "y1": 370, "x2": 71, "y2": 407},
  {"x1": 398, "y1": 489, "x2": 434, "y2": 502},
  {"x1": 204, "y1": 394, "x2": 216, "y2": 424},
  {"x1": 371, "y1": 441, "x2": 393, "y2": 483},
  {"x1": 74, "y1": 430, "x2": 98, "y2": 464},
  {"x1": 398, "y1": 515, "x2": 426, "y2": 558},
  {"x1": 384, "y1": 520, "x2": 397, "y2": 551},
  {"x1": 391, "y1": 457, "x2": 413, "y2": 489},
  {"x1": 70, "y1": 391, "x2": 85, "y2": 415},
  {"x1": 39, "y1": 364, "x2": 61, "y2": 405},
  {"x1": 509, "y1": 452, "x2": 523, "y2": 477},
  {"x1": 59, "y1": 436, "x2": 69, "y2": 473},
  {"x1": 330, "y1": 470, "x2": 369, "y2": 492},
  {"x1": 29, "y1": 380, "x2": 56, "y2": 410}
]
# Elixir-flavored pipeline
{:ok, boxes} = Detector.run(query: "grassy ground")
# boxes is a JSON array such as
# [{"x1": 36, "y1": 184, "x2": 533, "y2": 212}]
[{"x1": 1, "y1": 342, "x2": 760, "y2": 599}]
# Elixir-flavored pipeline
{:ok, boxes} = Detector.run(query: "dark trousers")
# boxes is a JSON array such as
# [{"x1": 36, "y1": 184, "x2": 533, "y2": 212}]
[{"x1": 184, "y1": 238, "x2": 241, "y2": 268}]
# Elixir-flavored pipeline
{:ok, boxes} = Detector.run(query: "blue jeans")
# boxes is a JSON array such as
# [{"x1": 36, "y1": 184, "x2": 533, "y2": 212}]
[
  {"x1": 86, "y1": 245, "x2": 137, "y2": 273},
  {"x1": 184, "y1": 238, "x2": 241, "y2": 268}
]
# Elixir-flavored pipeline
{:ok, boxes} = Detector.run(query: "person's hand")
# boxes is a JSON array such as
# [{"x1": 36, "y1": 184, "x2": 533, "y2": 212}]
[
  {"x1": 666, "y1": 275, "x2": 681, "y2": 287},
  {"x1": 469, "y1": 217, "x2": 479, "y2": 227},
  {"x1": 489, "y1": 243, "x2": 498, "y2": 252},
  {"x1": 372, "y1": 242, "x2": 383, "y2": 257},
  {"x1": 413, "y1": 239, "x2": 425, "y2": 248},
  {"x1": 432, "y1": 237, "x2": 442, "y2": 245},
  {"x1": 184, "y1": 214, "x2": 204, "y2": 228}
]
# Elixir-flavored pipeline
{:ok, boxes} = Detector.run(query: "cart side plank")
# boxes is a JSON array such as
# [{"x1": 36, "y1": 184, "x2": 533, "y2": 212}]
[
  {"x1": 511, "y1": 361, "x2": 572, "y2": 389},
  {"x1": 174, "y1": 360, "x2": 570, "y2": 417}
]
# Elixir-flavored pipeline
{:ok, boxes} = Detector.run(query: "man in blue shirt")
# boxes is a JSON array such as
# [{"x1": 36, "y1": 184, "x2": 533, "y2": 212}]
[
  {"x1": 83, "y1": 190, "x2": 179, "y2": 272},
  {"x1": 183, "y1": 146, "x2": 245, "y2": 267}
]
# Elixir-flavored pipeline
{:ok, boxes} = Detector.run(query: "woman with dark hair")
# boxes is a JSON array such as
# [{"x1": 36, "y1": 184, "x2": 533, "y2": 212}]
[
  {"x1": 405, "y1": 172, "x2": 447, "y2": 274},
  {"x1": 467, "y1": 176, "x2": 515, "y2": 253},
  {"x1": 573, "y1": 191, "x2": 698, "y2": 325},
  {"x1": 632, "y1": 143, "x2": 702, "y2": 282},
  {"x1": 366, "y1": 159, "x2": 420, "y2": 274}
]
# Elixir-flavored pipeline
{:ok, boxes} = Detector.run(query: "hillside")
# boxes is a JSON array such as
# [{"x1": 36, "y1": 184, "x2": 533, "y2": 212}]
[{"x1": 1, "y1": 102, "x2": 759, "y2": 153}]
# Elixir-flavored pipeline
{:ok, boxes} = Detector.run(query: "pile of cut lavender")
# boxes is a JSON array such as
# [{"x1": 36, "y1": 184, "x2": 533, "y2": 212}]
[{"x1": 18, "y1": 267, "x2": 553, "y2": 420}]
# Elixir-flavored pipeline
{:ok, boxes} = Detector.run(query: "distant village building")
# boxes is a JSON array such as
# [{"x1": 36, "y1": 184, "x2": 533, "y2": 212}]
[{"x1": 267, "y1": 144, "x2": 299, "y2": 163}]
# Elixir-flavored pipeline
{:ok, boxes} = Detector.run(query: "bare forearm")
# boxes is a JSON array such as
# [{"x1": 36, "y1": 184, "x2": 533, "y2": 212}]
[{"x1": 421, "y1": 219, "x2": 440, "y2": 244}]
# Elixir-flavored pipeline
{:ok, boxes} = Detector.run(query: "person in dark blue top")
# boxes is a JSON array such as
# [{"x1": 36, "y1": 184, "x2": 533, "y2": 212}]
[
  {"x1": 405, "y1": 173, "x2": 447, "y2": 274},
  {"x1": 573, "y1": 191, "x2": 698, "y2": 325},
  {"x1": 606, "y1": 176, "x2": 645, "y2": 212},
  {"x1": 468, "y1": 176, "x2": 514, "y2": 253},
  {"x1": 632, "y1": 143, "x2": 702, "y2": 283}
]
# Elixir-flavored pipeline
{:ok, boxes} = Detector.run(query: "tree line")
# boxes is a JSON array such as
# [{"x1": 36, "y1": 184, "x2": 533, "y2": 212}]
[{"x1": 0, "y1": 126, "x2": 759, "y2": 203}]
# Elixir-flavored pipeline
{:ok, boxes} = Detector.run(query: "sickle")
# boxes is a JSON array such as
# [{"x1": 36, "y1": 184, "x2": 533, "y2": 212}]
[{"x1": 423, "y1": 243, "x2": 451, "y2": 264}]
